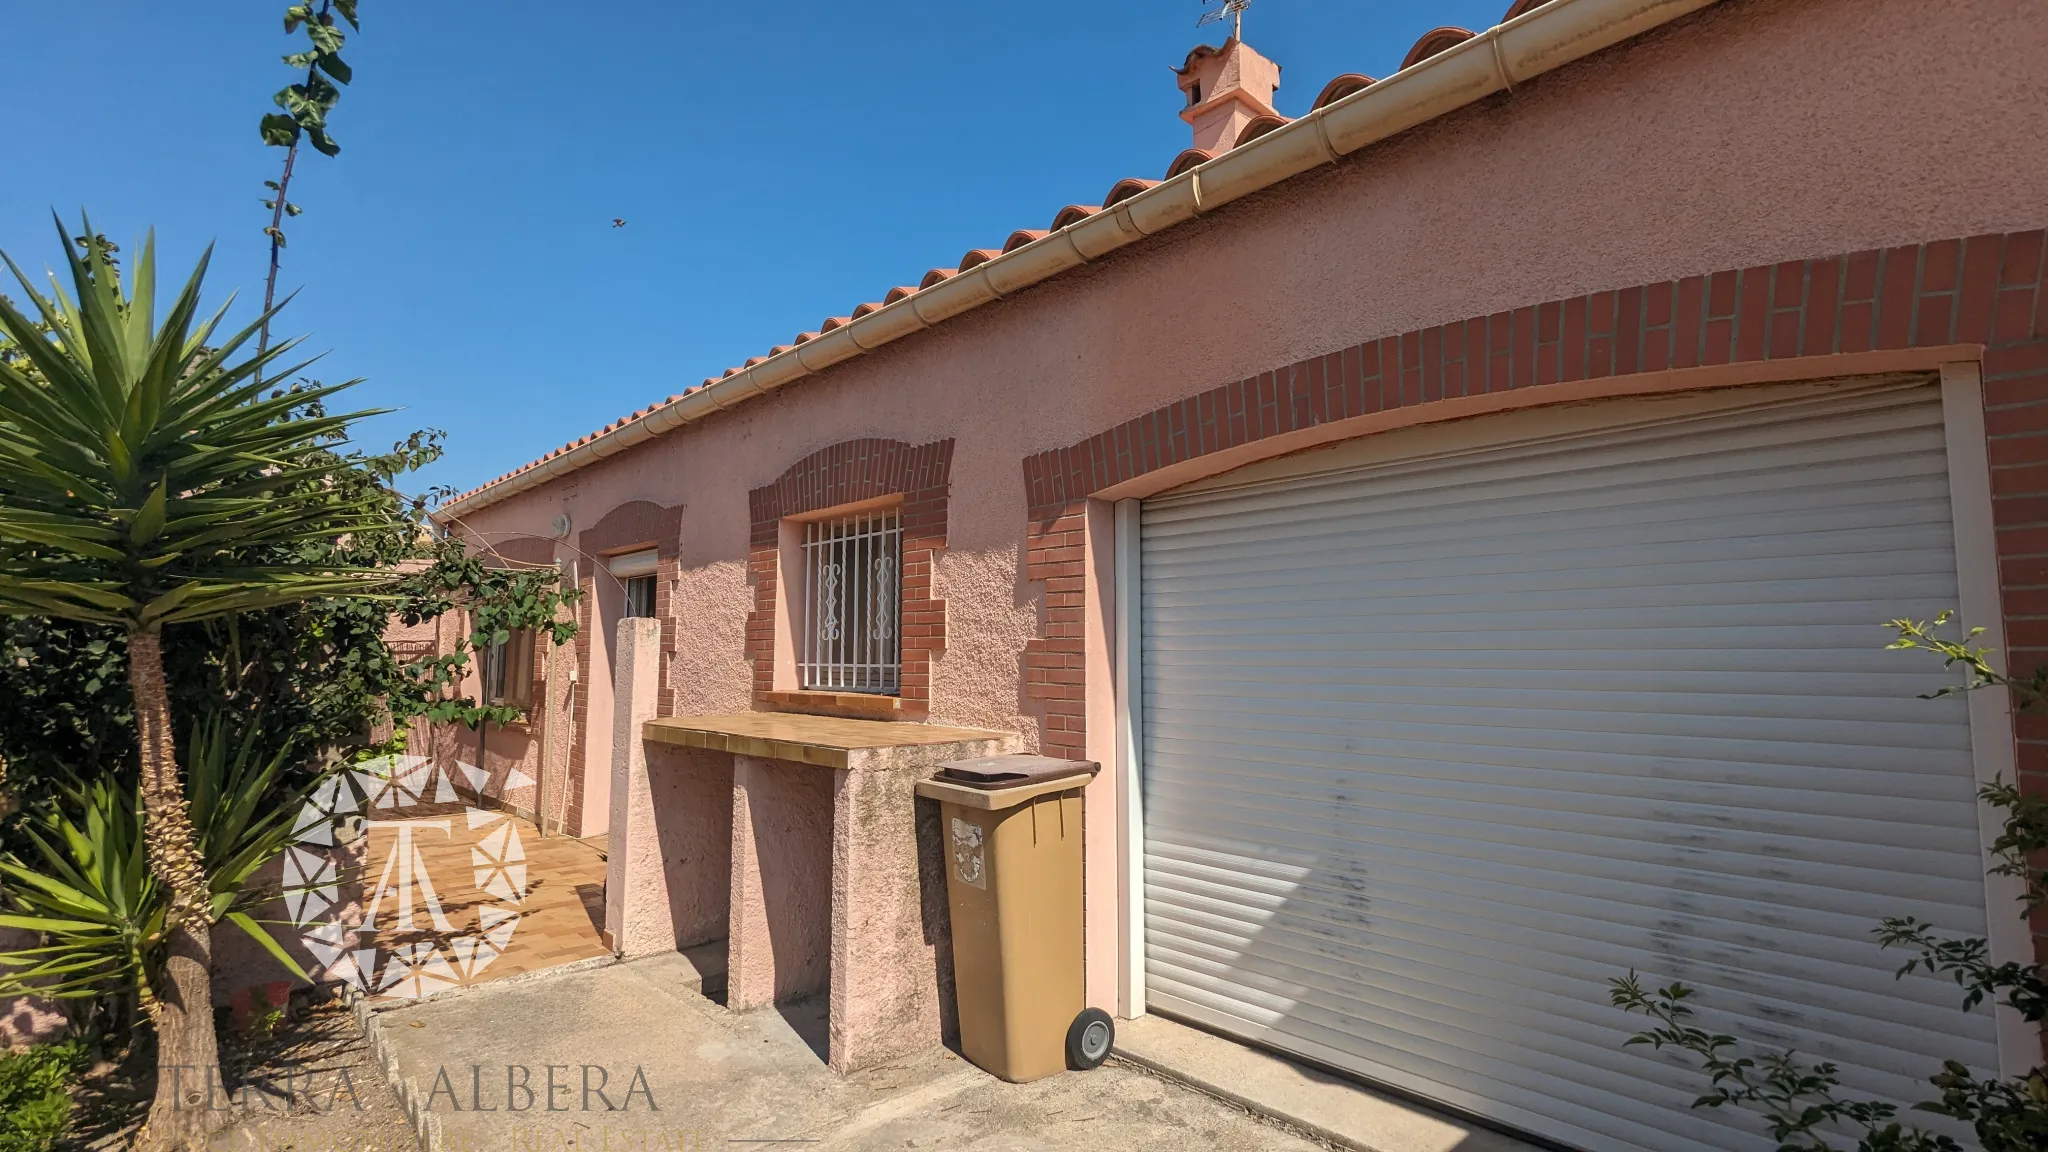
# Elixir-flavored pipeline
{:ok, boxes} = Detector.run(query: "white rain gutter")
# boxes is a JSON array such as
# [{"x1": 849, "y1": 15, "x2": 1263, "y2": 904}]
[{"x1": 442, "y1": 0, "x2": 1719, "y2": 518}]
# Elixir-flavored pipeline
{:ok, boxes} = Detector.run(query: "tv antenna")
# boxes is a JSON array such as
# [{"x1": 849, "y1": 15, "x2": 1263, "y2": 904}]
[{"x1": 1197, "y1": 0, "x2": 1251, "y2": 40}]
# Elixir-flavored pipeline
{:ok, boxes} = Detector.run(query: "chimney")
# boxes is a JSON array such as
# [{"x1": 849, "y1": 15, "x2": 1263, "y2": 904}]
[{"x1": 1174, "y1": 38, "x2": 1282, "y2": 153}]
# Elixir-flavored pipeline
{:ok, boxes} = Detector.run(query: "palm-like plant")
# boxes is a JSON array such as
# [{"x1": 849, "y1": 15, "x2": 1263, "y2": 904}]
[
  {"x1": 0, "y1": 217, "x2": 388, "y2": 1149},
  {"x1": 0, "y1": 775, "x2": 161, "y2": 1011},
  {"x1": 0, "y1": 716, "x2": 322, "y2": 1018}
]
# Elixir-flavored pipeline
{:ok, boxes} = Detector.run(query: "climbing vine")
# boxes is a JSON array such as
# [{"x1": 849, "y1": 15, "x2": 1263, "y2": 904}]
[{"x1": 256, "y1": 0, "x2": 359, "y2": 370}]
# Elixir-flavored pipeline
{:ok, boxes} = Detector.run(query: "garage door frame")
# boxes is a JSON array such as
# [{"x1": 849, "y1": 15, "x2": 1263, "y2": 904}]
[{"x1": 1109, "y1": 361, "x2": 2036, "y2": 1089}]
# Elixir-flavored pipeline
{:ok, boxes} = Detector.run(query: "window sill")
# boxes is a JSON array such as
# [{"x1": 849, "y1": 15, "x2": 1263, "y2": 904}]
[{"x1": 762, "y1": 689, "x2": 907, "y2": 721}]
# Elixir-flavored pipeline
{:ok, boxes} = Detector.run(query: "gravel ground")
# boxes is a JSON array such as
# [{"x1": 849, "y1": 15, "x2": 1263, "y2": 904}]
[
  {"x1": 61, "y1": 994, "x2": 418, "y2": 1152},
  {"x1": 204, "y1": 998, "x2": 418, "y2": 1152}
]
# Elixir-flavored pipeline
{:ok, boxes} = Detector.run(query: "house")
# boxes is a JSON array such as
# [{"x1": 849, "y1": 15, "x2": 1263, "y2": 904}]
[{"x1": 420, "y1": 0, "x2": 2048, "y2": 1147}]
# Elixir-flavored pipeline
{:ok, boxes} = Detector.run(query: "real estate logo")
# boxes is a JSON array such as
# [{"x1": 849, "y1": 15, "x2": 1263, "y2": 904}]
[{"x1": 282, "y1": 756, "x2": 533, "y2": 1000}]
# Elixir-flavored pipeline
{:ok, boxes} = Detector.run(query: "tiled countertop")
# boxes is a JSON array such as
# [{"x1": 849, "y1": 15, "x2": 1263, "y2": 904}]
[{"x1": 643, "y1": 712, "x2": 1010, "y2": 769}]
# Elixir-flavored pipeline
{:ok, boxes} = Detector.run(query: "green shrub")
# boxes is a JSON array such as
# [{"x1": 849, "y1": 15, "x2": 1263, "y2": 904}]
[{"x1": 0, "y1": 1038, "x2": 91, "y2": 1152}]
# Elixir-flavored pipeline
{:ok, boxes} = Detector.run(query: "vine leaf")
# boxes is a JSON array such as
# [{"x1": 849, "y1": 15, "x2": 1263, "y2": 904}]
[{"x1": 259, "y1": 113, "x2": 299, "y2": 147}]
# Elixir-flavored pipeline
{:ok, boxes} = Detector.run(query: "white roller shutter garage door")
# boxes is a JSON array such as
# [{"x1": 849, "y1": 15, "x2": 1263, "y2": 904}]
[{"x1": 1137, "y1": 380, "x2": 2000, "y2": 1151}]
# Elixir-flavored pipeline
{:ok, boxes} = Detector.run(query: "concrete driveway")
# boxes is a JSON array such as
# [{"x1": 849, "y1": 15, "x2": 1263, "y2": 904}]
[{"x1": 348, "y1": 953, "x2": 1329, "y2": 1152}]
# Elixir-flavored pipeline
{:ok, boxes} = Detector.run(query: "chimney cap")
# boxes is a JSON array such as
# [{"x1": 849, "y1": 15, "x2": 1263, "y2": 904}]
[{"x1": 1173, "y1": 37, "x2": 1281, "y2": 154}]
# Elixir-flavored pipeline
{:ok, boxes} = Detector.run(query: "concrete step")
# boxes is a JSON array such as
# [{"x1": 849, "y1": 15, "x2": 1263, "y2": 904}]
[
  {"x1": 626, "y1": 939, "x2": 729, "y2": 1001},
  {"x1": 1113, "y1": 1014, "x2": 1543, "y2": 1152}
]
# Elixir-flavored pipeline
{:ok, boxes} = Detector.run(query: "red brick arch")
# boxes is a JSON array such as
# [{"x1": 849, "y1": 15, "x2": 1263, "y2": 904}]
[{"x1": 1020, "y1": 231, "x2": 2048, "y2": 772}]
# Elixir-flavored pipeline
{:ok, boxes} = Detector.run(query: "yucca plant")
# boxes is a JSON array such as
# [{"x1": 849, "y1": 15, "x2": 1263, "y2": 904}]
[
  {"x1": 0, "y1": 717, "x2": 320, "y2": 1021},
  {"x1": 0, "y1": 776, "x2": 160, "y2": 1014},
  {"x1": 0, "y1": 216, "x2": 389, "y2": 1149}
]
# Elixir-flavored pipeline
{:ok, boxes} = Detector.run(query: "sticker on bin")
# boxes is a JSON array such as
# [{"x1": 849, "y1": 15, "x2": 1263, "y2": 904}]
[{"x1": 950, "y1": 816, "x2": 987, "y2": 889}]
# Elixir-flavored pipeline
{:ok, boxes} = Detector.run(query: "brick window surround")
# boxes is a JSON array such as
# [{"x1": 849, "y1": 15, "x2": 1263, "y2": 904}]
[
  {"x1": 1020, "y1": 232, "x2": 2048, "y2": 891},
  {"x1": 567, "y1": 499, "x2": 683, "y2": 834},
  {"x1": 748, "y1": 438, "x2": 953, "y2": 719}
]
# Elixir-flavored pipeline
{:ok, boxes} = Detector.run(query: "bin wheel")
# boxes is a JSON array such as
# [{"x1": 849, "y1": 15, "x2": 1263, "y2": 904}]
[{"x1": 1066, "y1": 1008, "x2": 1114, "y2": 1070}]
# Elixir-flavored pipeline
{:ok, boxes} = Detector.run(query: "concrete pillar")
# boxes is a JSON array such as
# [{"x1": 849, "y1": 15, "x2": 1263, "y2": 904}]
[
  {"x1": 603, "y1": 617, "x2": 662, "y2": 954},
  {"x1": 645, "y1": 745, "x2": 734, "y2": 952},
  {"x1": 726, "y1": 756, "x2": 833, "y2": 1011},
  {"x1": 828, "y1": 737, "x2": 1010, "y2": 1073}
]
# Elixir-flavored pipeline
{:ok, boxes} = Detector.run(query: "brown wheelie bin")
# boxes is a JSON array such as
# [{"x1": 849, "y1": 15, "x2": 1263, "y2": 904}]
[{"x1": 917, "y1": 754, "x2": 1114, "y2": 1082}]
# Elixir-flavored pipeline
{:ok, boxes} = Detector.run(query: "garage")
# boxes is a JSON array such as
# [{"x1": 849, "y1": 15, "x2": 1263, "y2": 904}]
[{"x1": 1134, "y1": 379, "x2": 2003, "y2": 1151}]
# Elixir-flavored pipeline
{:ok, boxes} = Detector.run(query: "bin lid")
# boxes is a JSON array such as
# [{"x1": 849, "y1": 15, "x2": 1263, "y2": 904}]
[{"x1": 933, "y1": 754, "x2": 1099, "y2": 791}]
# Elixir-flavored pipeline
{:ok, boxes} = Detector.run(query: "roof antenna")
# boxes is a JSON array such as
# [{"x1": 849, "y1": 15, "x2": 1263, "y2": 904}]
[{"x1": 1197, "y1": 0, "x2": 1251, "y2": 40}]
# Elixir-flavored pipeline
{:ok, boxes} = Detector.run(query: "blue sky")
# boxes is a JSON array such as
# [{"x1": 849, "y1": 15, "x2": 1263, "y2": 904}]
[{"x1": 5, "y1": 1, "x2": 1505, "y2": 495}]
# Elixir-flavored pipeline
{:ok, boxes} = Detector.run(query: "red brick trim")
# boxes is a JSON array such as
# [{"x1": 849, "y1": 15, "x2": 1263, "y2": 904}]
[
  {"x1": 1023, "y1": 502, "x2": 1089, "y2": 760},
  {"x1": 1026, "y1": 233, "x2": 2045, "y2": 519},
  {"x1": 1021, "y1": 232, "x2": 2048, "y2": 974},
  {"x1": 564, "y1": 499, "x2": 682, "y2": 834},
  {"x1": 746, "y1": 438, "x2": 953, "y2": 718},
  {"x1": 486, "y1": 536, "x2": 556, "y2": 566}
]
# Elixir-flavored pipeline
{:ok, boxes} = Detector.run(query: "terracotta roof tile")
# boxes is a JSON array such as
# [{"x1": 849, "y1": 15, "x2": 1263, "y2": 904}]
[
  {"x1": 919, "y1": 267, "x2": 957, "y2": 290},
  {"x1": 1165, "y1": 148, "x2": 1215, "y2": 179},
  {"x1": 1234, "y1": 114, "x2": 1289, "y2": 147},
  {"x1": 1003, "y1": 229, "x2": 1049, "y2": 252},
  {"x1": 1050, "y1": 204, "x2": 1100, "y2": 230},
  {"x1": 1312, "y1": 73, "x2": 1375, "y2": 110},
  {"x1": 883, "y1": 285, "x2": 919, "y2": 304},
  {"x1": 957, "y1": 248, "x2": 1002, "y2": 272},
  {"x1": 1402, "y1": 26, "x2": 1475, "y2": 68},
  {"x1": 1103, "y1": 177, "x2": 1158, "y2": 207}
]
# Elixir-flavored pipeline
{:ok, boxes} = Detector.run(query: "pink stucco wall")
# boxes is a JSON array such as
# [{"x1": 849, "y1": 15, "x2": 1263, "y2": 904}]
[
  {"x1": 728, "y1": 756, "x2": 834, "y2": 1010},
  {"x1": 448, "y1": 0, "x2": 2048, "y2": 1008}
]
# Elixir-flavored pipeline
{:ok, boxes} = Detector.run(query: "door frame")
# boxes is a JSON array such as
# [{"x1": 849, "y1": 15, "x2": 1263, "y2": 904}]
[
  {"x1": 1114, "y1": 496, "x2": 1147, "y2": 1019},
  {"x1": 1940, "y1": 361, "x2": 2034, "y2": 1075}
]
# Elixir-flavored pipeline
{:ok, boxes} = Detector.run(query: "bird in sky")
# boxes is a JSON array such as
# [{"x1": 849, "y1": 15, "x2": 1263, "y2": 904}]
[{"x1": 611, "y1": 218, "x2": 627, "y2": 228}]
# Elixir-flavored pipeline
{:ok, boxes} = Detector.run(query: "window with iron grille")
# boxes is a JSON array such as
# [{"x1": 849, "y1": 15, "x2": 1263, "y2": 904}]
[{"x1": 801, "y1": 510, "x2": 901, "y2": 694}]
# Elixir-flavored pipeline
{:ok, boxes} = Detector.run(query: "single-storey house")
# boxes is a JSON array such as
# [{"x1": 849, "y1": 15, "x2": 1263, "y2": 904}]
[{"x1": 416, "y1": 0, "x2": 2048, "y2": 1147}]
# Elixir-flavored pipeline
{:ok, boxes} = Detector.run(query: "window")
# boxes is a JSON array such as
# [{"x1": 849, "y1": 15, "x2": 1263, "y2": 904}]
[
  {"x1": 801, "y1": 509, "x2": 901, "y2": 694},
  {"x1": 623, "y1": 576, "x2": 656, "y2": 619},
  {"x1": 482, "y1": 628, "x2": 535, "y2": 709},
  {"x1": 609, "y1": 548, "x2": 659, "y2": 619}
]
